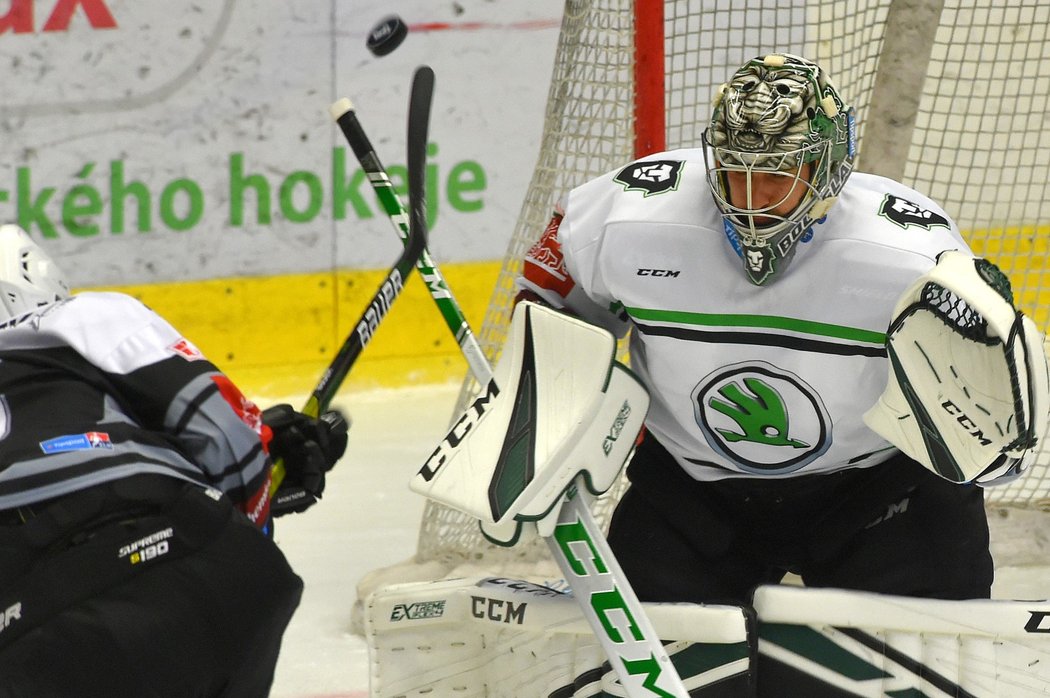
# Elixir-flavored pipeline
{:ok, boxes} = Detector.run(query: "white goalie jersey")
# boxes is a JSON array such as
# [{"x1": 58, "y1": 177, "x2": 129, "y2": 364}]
[{"x1": 519, "y1": 148, "x2": 1047, "y2": 484}]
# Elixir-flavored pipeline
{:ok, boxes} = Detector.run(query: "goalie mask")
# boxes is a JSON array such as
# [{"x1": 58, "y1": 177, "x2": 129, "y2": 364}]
[
  {"x1": 0, "y1": 224, "x2": 70, "y2": 322},
  {"x1": 703, "y1": 54, "x2": 856, "y2": 285}
]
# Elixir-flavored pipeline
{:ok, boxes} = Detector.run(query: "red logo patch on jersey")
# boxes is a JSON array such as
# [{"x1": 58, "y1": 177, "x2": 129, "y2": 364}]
[
  {"x1": 210, "y1": 375, "x2": 264, "y2": 435},
  {"x1": 169, "y1": 338, "x2": 204, "y2": 361},
  {"x1": 86, "y1": 431, "x2": 112, "y2": 448},
  {"x1": 523, "y1": 213, "x2": 575, "y2": 298}
]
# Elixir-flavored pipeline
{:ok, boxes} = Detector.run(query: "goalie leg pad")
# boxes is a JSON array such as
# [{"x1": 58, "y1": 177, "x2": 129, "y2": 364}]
[
  {"x1": 754, "y1": 585, "x2": 1050, "y2": 696},
  {"x1": 365, "y1": 577, "x2": 752, "y2": 697}
]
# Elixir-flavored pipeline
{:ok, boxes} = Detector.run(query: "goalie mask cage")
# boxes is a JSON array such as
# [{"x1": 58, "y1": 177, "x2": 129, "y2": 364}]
[{"x1": 356, "y1": 0, "x2": 1050, "y2": 606}]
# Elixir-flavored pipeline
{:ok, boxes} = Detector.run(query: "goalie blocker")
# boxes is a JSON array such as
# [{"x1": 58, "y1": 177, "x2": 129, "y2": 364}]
[
  {"x1": 411, "y1": 301, "x2": 649, "y2": 544},
  {"x1": 864, "y1": 250, "x2": 1049, "y2": 485}
]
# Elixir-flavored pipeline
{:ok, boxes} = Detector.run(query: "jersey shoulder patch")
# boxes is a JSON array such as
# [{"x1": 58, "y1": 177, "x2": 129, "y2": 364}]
[
  {"x1": 823, "y1": 174, "x2": 965, "y2": 258},
  {"x1": 612, "y1": 159, "x2": 685, "y2": 196},
  {"x1": 878, "y1": 193, "x2": 951, "y2": 230}
]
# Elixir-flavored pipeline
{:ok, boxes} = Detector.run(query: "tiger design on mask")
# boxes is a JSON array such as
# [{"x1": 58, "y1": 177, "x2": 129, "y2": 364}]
[{"x1": 710, "y1": 63, "x2": 816, "y2": 159}]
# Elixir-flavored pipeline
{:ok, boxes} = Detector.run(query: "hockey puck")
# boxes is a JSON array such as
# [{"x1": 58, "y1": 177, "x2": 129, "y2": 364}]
[{"x1": 367, "y1": 15, "x2": 408, "y2": 57}]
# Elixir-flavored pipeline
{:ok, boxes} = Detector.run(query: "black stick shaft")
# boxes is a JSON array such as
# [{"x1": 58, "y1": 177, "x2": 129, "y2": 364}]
[
  {"x1": 305, "y1": 66, "x2": 434, "y2": 416},
  {"x1": 271, "y1": 67, "x2": 434, "y2": 494}
]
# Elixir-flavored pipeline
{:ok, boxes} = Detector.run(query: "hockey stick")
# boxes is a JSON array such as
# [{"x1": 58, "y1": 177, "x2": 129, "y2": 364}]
[
  {"x1": 328, "y1": 94, "x2": 490, "y2": 384},
  {"x1": 331, "y1": 87, "x2": 688, "y2": 698},
  {"x1": 270, "y1": 66, "x2": 433, "y2": 495}
]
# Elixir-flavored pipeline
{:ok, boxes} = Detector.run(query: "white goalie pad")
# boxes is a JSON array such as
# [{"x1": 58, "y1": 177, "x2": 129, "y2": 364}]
[
  {"x1": 367, "y1": 578, "x2": 1050, "y2": 697},
  {"x1": 753, "y1": 585, "x2": 1050, "y2": 697},
  {"x1": 411, "y1": 301, "x2": 649, "y2": 543},
  {"x1": 864, "y1": 250, "x2": 1050, "y2": 484},
  {"x1": 365, "y1": 576, "x2": 751, "y2": 698}
]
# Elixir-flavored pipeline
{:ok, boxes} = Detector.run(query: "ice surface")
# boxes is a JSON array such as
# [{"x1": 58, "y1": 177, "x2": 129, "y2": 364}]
[{"x1": 269, "y1": 383, "x2": 460, "y2": 698}]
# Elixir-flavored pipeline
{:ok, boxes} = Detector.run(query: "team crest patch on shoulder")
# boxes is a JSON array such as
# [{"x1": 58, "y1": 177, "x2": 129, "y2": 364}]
[
  {"x1": 613, "y1": 160, "x2": 684, "y2": 196},
  {"x1": 879, "y1": 194, "x2": 950, "y2": 230},
  {"x1": 169, "y1": 338, "x2": 204, "y2": 361}
]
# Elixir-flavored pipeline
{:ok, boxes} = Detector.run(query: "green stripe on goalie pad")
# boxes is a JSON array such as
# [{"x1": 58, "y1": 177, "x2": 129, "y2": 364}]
[
  {"x1": 365, "y1": 576, "x2": 751, "y2": 697},
  {"x1": 753, "y1": 585, "x2": 1050, "y2": 697}
]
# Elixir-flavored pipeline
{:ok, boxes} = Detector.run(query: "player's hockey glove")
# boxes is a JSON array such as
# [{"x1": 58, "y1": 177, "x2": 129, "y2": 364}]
[{"x1": 263, "y1": 404, "x2": 349, "y2": 516}]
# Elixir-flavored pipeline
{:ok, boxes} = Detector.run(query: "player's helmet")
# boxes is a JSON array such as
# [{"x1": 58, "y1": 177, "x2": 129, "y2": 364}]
[
  {"x1": 0, "y1": 224, "x2": 70, "y2": 322},
  {"x1": 703, "y1": 54, "x2": 856, "y2": 285}
]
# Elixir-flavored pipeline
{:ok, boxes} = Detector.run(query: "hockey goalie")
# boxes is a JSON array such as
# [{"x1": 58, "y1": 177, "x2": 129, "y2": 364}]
[
  {"x1": 503, "y1": 53, "x2": 1050, "y2": 608},
  {"x1": 383, "y1": 253, "x2": 1050, "y2": 698},
  {"x1": 410, "y1": 250, "x2": 1049, "y2": 594},
  {"x1": 391, "y1": 53, "x2": 1050, "y2": 697}
]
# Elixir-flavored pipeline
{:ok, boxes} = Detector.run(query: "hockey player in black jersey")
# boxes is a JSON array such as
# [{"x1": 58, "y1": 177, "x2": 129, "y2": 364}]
[{"x1": 0, "y1": 224, "x2": 348, "y2": 697}]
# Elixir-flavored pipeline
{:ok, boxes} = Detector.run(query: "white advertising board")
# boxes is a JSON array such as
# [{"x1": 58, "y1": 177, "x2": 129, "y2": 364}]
[{"x1": 0, "y1": 0, "x2": 563, "y2": 286}]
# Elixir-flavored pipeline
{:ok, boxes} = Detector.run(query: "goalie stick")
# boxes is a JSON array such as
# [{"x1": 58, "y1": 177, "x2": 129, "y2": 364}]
[
  {"x1": 330, "y1": 85, "x2": 689, "y2": 698},
  {"x1": 270, "y1": 66, "x2": 433, "y2": 494}
]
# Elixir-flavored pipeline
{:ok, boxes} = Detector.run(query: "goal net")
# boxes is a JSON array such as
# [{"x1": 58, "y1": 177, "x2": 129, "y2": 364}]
[{"x1": 356, "y1": 0, "x2": 1050, "y2": 607}]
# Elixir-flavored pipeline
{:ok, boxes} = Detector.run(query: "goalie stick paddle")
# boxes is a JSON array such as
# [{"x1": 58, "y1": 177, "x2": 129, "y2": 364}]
[
  {"x1": 333, "y1": 77, "x2": 688, "y2": 698},
  {"x1": 270, "y1": 66, "x2": 433, "y2": 495}
]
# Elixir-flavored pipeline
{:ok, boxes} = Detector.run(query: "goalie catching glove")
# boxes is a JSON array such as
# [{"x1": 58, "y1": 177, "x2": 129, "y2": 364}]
[
  {"x1": 263, "y1": 404, "x2": 349, "y2": 515},
  {"x1": 864, "y1": 250, "x2": 1049, "y2": 485},
  {"x1": 410, "y1": 301, "x2": 649, "y2": 545}
]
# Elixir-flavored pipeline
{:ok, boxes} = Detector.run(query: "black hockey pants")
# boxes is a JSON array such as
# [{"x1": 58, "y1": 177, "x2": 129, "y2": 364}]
[
  {"x1": 0, "y1": 474, "x2": 303, "y2": 698},
  {"x1": 608, "y1": 433, "x2": 993, "y2": 605}
]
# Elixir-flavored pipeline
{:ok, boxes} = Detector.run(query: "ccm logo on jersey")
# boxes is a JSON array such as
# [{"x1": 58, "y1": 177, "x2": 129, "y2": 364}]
[{"x1": 636, "y1": 268, "x2": 680, "y2": 277}]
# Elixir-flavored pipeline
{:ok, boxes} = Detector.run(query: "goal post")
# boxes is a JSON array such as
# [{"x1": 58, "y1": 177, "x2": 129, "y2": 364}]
[
  {"x1": 357, "y1": 0, "x2": 1050, "y2": 620},
  {"x1": 633, "y1": 0, "x2": 666, "y2": 158}
]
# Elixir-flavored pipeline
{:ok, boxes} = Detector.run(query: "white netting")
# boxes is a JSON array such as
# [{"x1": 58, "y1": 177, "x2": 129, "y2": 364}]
[{"x1": 355, "y1": 0, "x2": 1050, "y2": 619}]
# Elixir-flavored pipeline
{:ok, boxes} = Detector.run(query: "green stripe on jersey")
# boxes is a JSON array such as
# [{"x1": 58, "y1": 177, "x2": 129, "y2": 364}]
[{"x1": 625, "y1": 307, "x2": 886, "y2": 345}]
